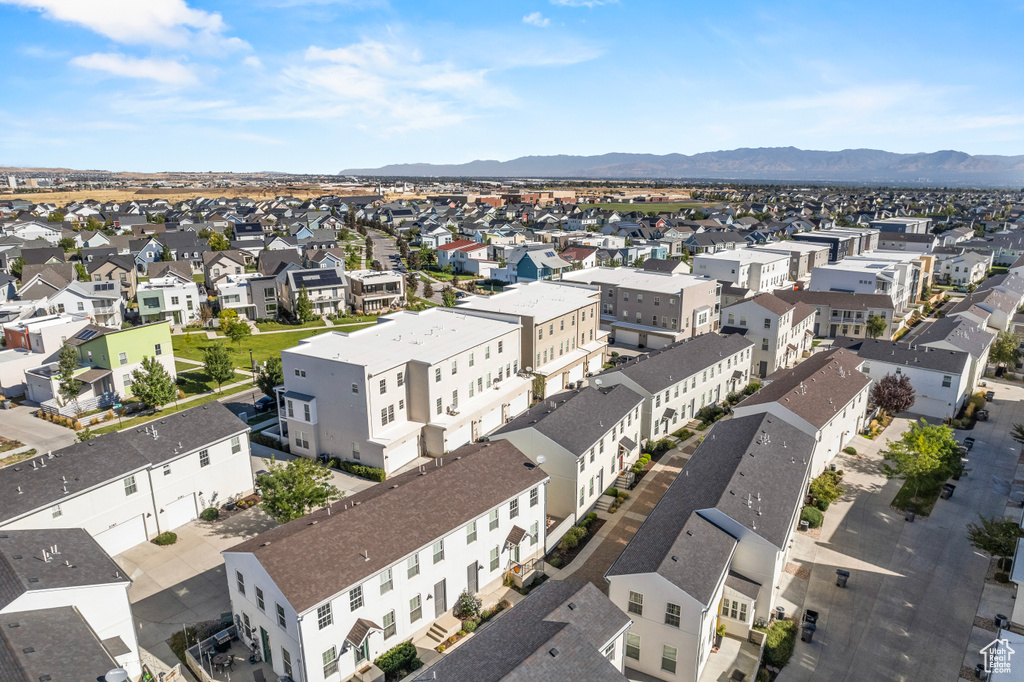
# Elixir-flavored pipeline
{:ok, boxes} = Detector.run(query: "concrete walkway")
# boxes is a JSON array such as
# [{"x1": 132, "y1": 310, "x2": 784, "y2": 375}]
[{"x1": 777, "y1": 381, "x2": 1024, "y2": 682}]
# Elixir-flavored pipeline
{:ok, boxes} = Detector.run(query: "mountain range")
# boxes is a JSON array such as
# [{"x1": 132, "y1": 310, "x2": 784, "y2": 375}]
[{"x1": 340, "y1": 147, "x2": 1024, "y2": 187}]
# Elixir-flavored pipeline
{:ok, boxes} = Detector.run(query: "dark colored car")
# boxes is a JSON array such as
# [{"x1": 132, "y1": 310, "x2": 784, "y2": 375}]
[{"x1": 254, "y1": 396, "x2": 276, "y2": 413}]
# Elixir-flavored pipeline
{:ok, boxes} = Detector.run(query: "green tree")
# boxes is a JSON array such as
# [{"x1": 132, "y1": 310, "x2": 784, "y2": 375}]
[
  {"x1": 990, "y1": 330, "x2": 1022, "y2": 369},
  {"x1": 129, "y1": 355, "x2": 178, "y2": 409},
  {"x1": 865, "y1": 314, "x2": 888, "y2": 339},
  {"x1": 58, "y1": 236, "x2": 76, "y2": 250},
  {"x1": 85, "y1": 216, "x2": 103, "y2": 232},
  {"x1": 809, "y1": 471, "x2": 844, "y2": 507},
  {"x1": 10, "y1": 257, "x2": 25, "y2": 279},
  {"x1": 405, "y1": 273, "x2": 419, "y2": 301},
  {"x1": 881, "y1": 419, "x2": 959, "y2": 504},
  {"x1": 256, "y1": 357, "x2": 283, "y2": 399},
  {"x1": 74, "y1": 263, "x2": 88, "y2": 281},
  {"x1": 158, "y1": 241, "x2": 172, "y2": 261},
  {"x1": 218, "y1": 308, "x2": 239, "y2": 333},
  {"x1": 920, "y1": 283, "x2": 931, "y2": 301},
  {"x1": 422, "y1": 280, "x2": 434, "y2": 300},
  {"x1": 258, "y1": 456, "x2": 343, "y2": 523},
  {"x1": 226, "y1": 319, "x2": 251, "y2": 349},
  {"x1": 202, "y1": 343, "x2": 234, "y2": 393},
  {"x1": 295, "y1": 286, "x2": 315, "y2": 322},
  {"x1": 870, "y1": 373, "x2": 916, "y2": 417},
  {"x1": 208, "y1": 232, "x2": 230, "y2": 251},
  {"x1": 56, "y1": 344, "x2": 82, "y2": 411},
  {"x1": 967, "y1": 515, "x2": 1024, "y2": 564},
  {"x1": 48, "y1": 210, "x2": 65, "y2": 222},
  {"x1": 77, "y1": 427, "x2": 96, "y2": 442},
  {"x1": 407, "y1": 250, "x2": 421, "y2": 271},
  {"x1": 442, "y1": 286, "x2": 458, "y2": 308}
]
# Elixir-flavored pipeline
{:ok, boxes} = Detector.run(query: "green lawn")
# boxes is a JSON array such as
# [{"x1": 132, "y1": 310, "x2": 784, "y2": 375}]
[
  {"x1": 177, "y1": 368, "x2": 249, "y2": 397},
  {"x1": 578, "y1": 201, "x2": 713, "y2": 213},
  {"x1": 172, "y1": 325, "x2": 374, "y2": 369},
  {"x1": 91, "y1": 383, "x2": 255, "y2": 436},
  {"x1": 175, "y1": 360, "x2": 201, "y2": 373},
  {"x1": 329, "y1": 314, "x2": 379, "y2": 325},
  {"x1": 421, "y1": 267, "x2": 479, "y2": 282},
  {"x1": 255, "y1": 320, "x2": 326, "y2": 332},
  {"x1": 192, "y1": 273, "x2": 205, "y2": 283},
  {"x1": 892, "y1": 475, "x2": 946, "y2": 516}
]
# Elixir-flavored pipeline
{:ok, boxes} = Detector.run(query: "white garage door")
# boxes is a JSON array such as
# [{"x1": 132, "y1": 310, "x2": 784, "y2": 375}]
[
  {"x1": 94, "y1": 515, "x2": 147, "y2": 557},
  {"x1": 647, "y1": 334, "x2": 673, "y2": 349},
  {"x1": 446, "y1": 423, "x2": 472, "y2": 452},
  {"x1": 478, "y1": 406, "x2": 502, "y2": 437},
  {"x1": 388, "y1": 438, "x2": 420, "y2": 472},
  {"x1": 614, "y1": 329, "x2": 639, "y2": 346},
  {"x1": 163, "y1": 494, "x2": 198, "y2": 532}
]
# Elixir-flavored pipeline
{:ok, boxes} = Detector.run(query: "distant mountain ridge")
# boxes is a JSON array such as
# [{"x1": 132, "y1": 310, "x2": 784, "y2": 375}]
[{"x1": 340, "y1": 147, "x2": 1024, "y2": 186}]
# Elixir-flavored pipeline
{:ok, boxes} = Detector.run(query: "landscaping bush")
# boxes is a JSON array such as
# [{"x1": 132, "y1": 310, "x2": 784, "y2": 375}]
[
  {"x1": 605, "y1": 487, "x2": 619, "y2": 498},
  {"x1": 558, "y1": 525, "x2": 588, "y2": 551},
  {"x1": 763, "y1": 619, "x2": 797, "y2": 669},
  {"x1": 250, "y1": 432, "x2": 289, "y2": 452},
  {"x1": 583, "y1": 512, "x2": 598, "y2": 526},
  {"x1": 498, "y1": 598, "x2": 511, "y2": 610},
  {"x1": 200, "y1": 507, "x2": 219, "y2": 522},
  {"x1": 153, "y1": 532, "x2": 178, "y2": 546},
  {"x1": 672, "y1": 428, "x2": 694, "y2": 440},
  {"x1": 374, "y1": 642, "x2": 421, "y2": 681},
  {"x1": 757, "y1": 669, "x2": 771, "y2": 682},
  {"x1": 996, "y1": 572, "x2": 1010, "y2": 584},
  {"x1": 336, "y1": 461, "x2": 387, "y2": 482},
  {"x1": 744, "y1": 381, "x2": 763, "y2": 395},
  {"x1": 548, "y1": 556, "x2": 563, "y2": 569},
  {"x1": 463, "y1": 620, "x2": 477, "y2": 633},
  {"x1": 453, "y1": 590, "x2": 483, "y2": 620},
  {"x1": 168, "y1": 626, "x2": 198, "y2": 666},
  {"x1": 800, "y1": 506, "x2": 824, "y2": 529},
  {"x1": 843, "y1": 446, "x2": 857, "y2": 455},
  {"x1": 816, "y1": 499, "x2": 830, "y2": 512}
]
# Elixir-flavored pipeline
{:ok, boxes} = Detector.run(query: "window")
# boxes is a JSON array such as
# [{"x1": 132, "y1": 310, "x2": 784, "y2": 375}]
[
  {"x1": 433, "y1": 539, "x2": 445, "y2": 564},
  {"x1": 256, "y1": 586, "x2": 265, "y2": 611},
  {"x1": 665, "y1": 603, "x2": 681, "y2": 628},
  {"x1": 498, "y1": 340, "x2": 504, "y2": 354},
  {"x1": 231, "y1": 436, "x2": 241, "y2": 454},
  {"x1": 162, "y1": 464, "x2": 171, "y2": 476},
  {"x1": 764, "y1": 318, "x2": 772, "y2": 329},
  {"x1": 490, "y1": 546, "x2": 499, "y2": 571},
  {"x1": 626, "y1": 633, "x2": 640, "y2": 660},
  {"x1": 489, "y1": 509, "x2": 499, "y2": 530},
  {"x1": 407, "y1": 553, "x2": 420, "y2": 578},
  {"x1": 294, "y1": 431, "x2": 309, "y2": 450},
  {"x1": 349, "y1": 585, "x2": 363, "y2": 611},
  {"x1": 123, "y1": 475, "x2": 137, "y2": 496},
  {"x1": 288, "y1": 400, "x2": 295, "y2": 418},
  {"x1": 380, "y1": 568, "x2": 393, "y2": 594},
  {"x1": 410, "y1": 595, "x2": 422, "y2": 623},
  {"x1": 451, "y1": 360, "x2": 457, "y2": 375},
  {"x1": 435, "y1": 368, "x2": 441, "y2": 382},
  {"x1": 530, "y1": 487, "x2": 538, "y2": 507},
  {"x1": 322, "y1": 647, "x2": 338, "y2": 678},
  {"x1": 467, "y1": 520, "x2": 477, "y2": 544},
  {"x1": 51, "y1": 504, "x2": 62, "y2": 519},
  {"x1": 353, "y1": 442, "x2": 360, "y2": 459},
  {"x1": 604, "y1": 642, "x2": 615, "y2": 660},
  {"x1": 199, "y1": 449, "x2": 210, "y2": 467},
  {"x1": 383, "y1": 610, "x2": 396, "y2": 639},
  {"x1": 627, "y1": 591, "x2": 643, "y2": 616},
  {"x1": 118, "y1": 351, "x2": 128, "y2": 366},
  {"x1": 589, "y1": 477, "x2": 595, "y2": 496},
  {"x1": 436, "y1": 397, "x2": 442, "y2": 415},
  {"x1": 510, "y1": 498, "x2": 519, "y2": 519},
  {"x1": 282, "y1": 648, "x2": 292, "y2": 677},
  {"x1": 352, "y1": 383, "x2": 359, "y2": 393},
  {"x1": 579, "y1": 486, "x2": 585, "y2": 507},
  {"x1": 943, "y1": 375, "x2": 952, "y2": 387},
  {"x1": 452, "y1": 390, "x2": 458, "y2": 408},
  {"x1": 485, "y1": 346, "x2": 491, "y2": 359},
  {"x1": 397, "y1": 372, "x2": 404, "y2": 387},
  {"x1": 236, "y1": 570, "x2": 246, "y2": 595},
  {"x1": 469, "y1": 352, "x2": 475, "y2": 367},
  {"x1": 317, "y1": 603, "x2": 333, "y2": 629},
  {"x1": 277, "y1": 603, "x2": 287, "y2": 628},
  {"x1": 538, "y1": 327, "x2": 543, "y2": 340},
  {"x1": 155, "y1": 343, "x2": 163, "y2": 356},
  {"x1": 379, "y1": 378, "x2": 387, "y2": 394},
  {"x1": 304, "y1": 404, "x2": 311, "y2": 422},
  {"x1": 762, "y1": 338, "x2": 769, "y2": 351},
  {"x1": 661, "y1": 645, "x2": 677, "y2": 674}
]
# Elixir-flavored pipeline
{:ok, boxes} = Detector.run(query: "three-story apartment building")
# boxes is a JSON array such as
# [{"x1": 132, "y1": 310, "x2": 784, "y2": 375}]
[
  {"x1": 346, "y1": 269, "x2": 406, "y2": 313},
  {"x1": 722, "y1": 294, "x2": 815, "y2": 378},
  {"x1": 692, "y1": 249, "x2": 790, "y2": 293}
]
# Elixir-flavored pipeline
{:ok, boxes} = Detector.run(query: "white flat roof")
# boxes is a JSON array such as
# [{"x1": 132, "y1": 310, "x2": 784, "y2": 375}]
[
  {"x1": 561, "y1": 267, "x2": 714, "y2": 295},
  {"x1": 283, "y1": 307, "x2": 521, "y2": 373},
  {"x1": 455, "y1": 281, "x2": 599, "y2": 321},
  {"x1": 755, "y1": 242, "x2": 831, "y2": 254},
  {"x1": 693, "y1": 249, "x2": 789, "y2": 264}
]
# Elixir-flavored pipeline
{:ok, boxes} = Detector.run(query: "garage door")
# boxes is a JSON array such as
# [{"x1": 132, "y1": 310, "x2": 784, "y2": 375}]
[
  {"x1": 94, "y1": 515, "x2": 147, "y2": 557},
  {"x1": 446, "y1": 423, "x2": 471, "y2": 452},
  {"x1": 163, "y1": 494, "x2": 197, "y2": 532},
  {"x1": 388, "y1": 438, "x2": 420, "y2": 472},
  {"x1": 614, "y1": 329, "x2": 639, "y2": 347}
]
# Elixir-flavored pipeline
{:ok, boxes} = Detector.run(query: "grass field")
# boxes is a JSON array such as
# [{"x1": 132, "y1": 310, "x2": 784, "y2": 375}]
[
  {"x1": 255, "y1": 319, "x2": 326, "y2": 332},
  {"x1": 172, "y1": 325, "x2": 373, "y2": 369},
  {"x1": 92, "y1": 383, "x2": 254, "y2": 436},
  {"x1": 177, "y1": 368, "x2": 250, "y2": 397},
  {"x1": 578, "y1": 202, "x2": 713, "y2": 213}
]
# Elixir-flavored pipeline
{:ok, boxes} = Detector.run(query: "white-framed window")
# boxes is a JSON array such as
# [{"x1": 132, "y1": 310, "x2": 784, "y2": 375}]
[
  {"x1": 118, "y1": 352, "x2": 128, "y2": 366},
  {"x1": 467, "y1": 520, "x2": 477, "y2": 544},
  {"x1": 231, "y1": 436, "x2": 241, "y2": 453},
  {"x1": 317, "y1": 603, "x2": 332, "y2": 629},
  {"x1": 282, "y1": 647, "x2": 293, "y2": 676},
  {"x1": 627, "y1": 591, "x2": 643, "y2": 616},
  {"x1": 942, "y1": 375, "x2": 952, "y2": 387},
  {"x1": 410, "y1": 594, "x2": 422, "y2": 623},
  {"x1": 490, "y1": 546, "x2": 499, "y2": 571},
  {"x1": 626, "y1": 633, "x2": 640, "y2": 660},
  {"x1": 277, "y1": 603, "x2": 287, "y2": 628},
  {"x1": 379, "y1": 378, "x2": 387, "y2": 394},
  {"x1": 604, "y1": 642, "x2": 615, "y2": 660},
  {"x1": 256, "y1": 586, "x2": 265, "y2": 611},
  {"x1": 530, "y1": 487, "x2": 538, "y2": 507},
  {"x1": 662, "y1": 645, "x2": 677, "y2": 673},
  {"x1": 510, "y1": 498, "x2": 519, "y2": 519},
  {"x1": 665, "y1": 602, "x2": 681, "y2": 628},
  {"x1": 51, "y1": 504, "x2": 62, "y2": 519},
  {"x1": 162, "y1": 464, "x2": 171, "y2": 476},
  {"x1": 489, "y1": 509, "x2": 499, "y2": 530},
  {"x1": 407, "y1": 553, "x2": 420, "y2": 579},
  {"x1": 383, "y1": 610, "x2": 396, "y2": 639},
  {"x1": 349, "y1": 585, "x2": 363, "y2": 611},
  {"x1": 530, "y1": 521, "x2": 538, "y2": 546},
  {"x1": 432, "y1": 539, "x2": 445, "y2": 564},
  {"x1": 236, "y1": 570, "x2": 245, "y2": 595},
  {"x1": 322, "y1": 647, "x2": 338, "y2": 678},
  {"x1": 380, "y1": 568, "x2": 393, "y2": 595},
  {"x1": 123, "y1": 475, "x2": 137, "y2": 496},
  {"x1": 199, "y1": 449, "x2": 210, "y2": 467}
]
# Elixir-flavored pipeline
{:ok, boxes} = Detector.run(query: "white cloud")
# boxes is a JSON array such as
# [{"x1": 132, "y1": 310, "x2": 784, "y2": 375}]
[
  {"x1": 243, "y1": 56, "x2": 264, "y2": 69},
  {"x1": 70, "y1": 52, "x2": 199, "y2": 86},
  {"x1": 0, "y1": 0, "x2": 247, "y2": 50},
  {"x1": 523, "y1": 12, "x2": 550, "y2": 27},
  {"x1": 550, "y1": 0, "x2": 616, "y2": 6}
]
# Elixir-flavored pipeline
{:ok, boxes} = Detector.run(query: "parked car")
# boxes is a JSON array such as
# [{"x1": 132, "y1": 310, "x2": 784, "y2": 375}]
[
  {"x1": 254, "y1": 396, "x2": 276, "y2": 413},
  {"x1": 985, "y1": 390, "x2": 995, "y2": 402}
]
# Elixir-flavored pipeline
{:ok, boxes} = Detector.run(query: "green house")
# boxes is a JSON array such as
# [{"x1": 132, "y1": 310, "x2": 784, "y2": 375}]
[{"x1": 66, "y1": 321, "x2": 176, "y2": 397}]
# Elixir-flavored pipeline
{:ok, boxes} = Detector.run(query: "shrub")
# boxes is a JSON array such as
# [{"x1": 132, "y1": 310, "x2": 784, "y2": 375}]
[
  {"x1": 673, "y1": 428, "x2": 694, "y2": 440},
  {"x1": 558, "y1": 525, "x2": 588, "y2": 551},
  {"x1": 200, "y1": 508, "x2": 219, "y2": 522},
  {"x1": 816, "y1": 499, "x2": 830, "y2": 512},
  {"x1": 757, "y1": 669, "x2": 771, "y2": 682},
  {"x1": 463, "y1": 620, "x2": 477, "y2": 633},
  {"x1": 453, "y1": 590, "x2": 483, "y2": 620},
  {"x1": 337, "y1": 461, "x2": 387, "y2": 482},
  {"x1": 763, "y1": 619, "x2": 797, "y2": 669},
  {"x1": 436, "y1": 644, "x2": 446, "y2": 653},
  {"x1": 586, "y1": 512, "x2": 598, "y2": 524},
  {"x1": 447, "y1": 635, "x2": 458, "y2": 645},
  {"x1": 153, "y1": 532, "x2": 178, "y2": 546},
  {"x1": 457, "y1": 629, "x2": 466, "y2": 637},
  {"x1": 809, "y1": 471, "x2": 844, "y2": 507},
  {"x1": 374, "y1": 642, "x2": 420, "y2": 680},
  {"x1": 843, "y1": 446, "x2": 857, "y2": 455},
  {"x1": 548, "y1": 556, "x2": 563, "y2": 569},
  {"x1": 497, "y1": 598, "x2": 511, "y2": 611},
  {"x1": 168, "y1": 626, "x2": 198, "y2": 666},
  {"x1": 605, "y1": 487, "x2": 619, "y2": 498},
  {"x1": 996, "y1": 572, "x2": 1010, "y2": 584},
  {"x1": 801, "y1": 506, "x2": 824, "y2": 529},
  {"x1": 744, "y1": 381, "x2": 763, "y2": 395}
]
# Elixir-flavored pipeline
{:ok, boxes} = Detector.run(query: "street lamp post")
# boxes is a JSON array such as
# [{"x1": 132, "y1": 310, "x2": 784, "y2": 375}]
[{"x1": 248, "y1": 349, "x2": 255, "y2": 386}]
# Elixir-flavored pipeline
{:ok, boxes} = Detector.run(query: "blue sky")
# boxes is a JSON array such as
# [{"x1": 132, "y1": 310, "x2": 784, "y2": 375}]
[{"x1": 1, "y1": 0, "x2": 1022, "y2": 173}]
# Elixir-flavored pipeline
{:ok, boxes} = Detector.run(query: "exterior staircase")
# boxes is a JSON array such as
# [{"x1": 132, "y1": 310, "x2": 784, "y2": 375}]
[
  {"x1": 615, "y1": 474, "x2": 633, "y2": 490},
  {"x1": 594, "y1": 495, "x2": 614, "y2": 512},
  {"x1": 425, "y1": 613, "x2": 461, "y2": 644}
]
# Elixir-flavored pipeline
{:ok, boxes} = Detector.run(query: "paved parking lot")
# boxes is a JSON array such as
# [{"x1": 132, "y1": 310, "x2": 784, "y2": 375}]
[
  {"x1": 778, "y1": 382, "x2": 1023, "y2": 681},
  {"x1": 0, "y1": 402, "x2": 78, "y2": 454}
]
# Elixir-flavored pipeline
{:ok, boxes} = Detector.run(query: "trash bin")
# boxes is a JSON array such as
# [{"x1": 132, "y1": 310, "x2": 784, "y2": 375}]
[
  {"x1": 836, "y1": 569, "x2": 850, "y2": 588},
  {"x1": 905, "y1": 509, "x2": 915, "y2": 522},
  {"x1": 800, "y1": 520, "x2": 810, "y2": 532},
  {"x1": 801, "y1": 623, "x2": 817, "y2": 643},
  {"x1": 803, "y1": 609, "x2": 819, "y2": 625},
  {"x1": 830, "y1": 463, "x2": 837, "y2": 472},
  {"x1": 775, "y1": 606, "x2": 786, "y2": 621},
  {"x1": 976, "y1": 662, "x2": 989, "y2": 679},
  {"x1": 996, "y1": 614, "x2": 1010, "y2": 628},
  {"x1": 941, "y1": 484, "x2": 955, "y2": 500}
]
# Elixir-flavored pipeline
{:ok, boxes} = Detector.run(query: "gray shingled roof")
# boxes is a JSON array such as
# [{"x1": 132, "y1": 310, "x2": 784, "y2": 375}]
[
  {"x1": 836, "y1": 337, "x2": 969, "y2": 374},
  {"x1": 0, "y1": 607, "x2": 119, "y2": 682},
  {"x1": 607, "y1": 413, "x2": 814, "y2": 604},
  {"x1": 913, "y1": 316, "x2": 995, "y2": 359},
  {"x1": 494, "y1": 384, "x2": 642, "y2": 455},
  {"x1": 773, "y1": 288, "x2": 895, "y2": 312},
  {"x1": 227, "y1": 440, "x2": 548, "y2": 613},
  {"x1": 0, "y1": 402, "x2": 247, "y2": 524},
  {"x1": 413, "y1": 580, "x2": 629, "y2": 682},
  {"x1": 598, "y1": 333, "x2": 753, "y2": 394}
]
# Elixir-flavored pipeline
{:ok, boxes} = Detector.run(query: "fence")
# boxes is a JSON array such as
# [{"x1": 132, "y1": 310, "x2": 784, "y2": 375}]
[{"x1": 39, "y1": 391, "x2": 118, "y2": 418}]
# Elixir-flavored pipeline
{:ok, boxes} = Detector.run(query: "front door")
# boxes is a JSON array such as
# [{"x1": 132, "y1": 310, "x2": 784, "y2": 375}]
[
  {"x1": 467, "y1": 562, "x2": 478, "y2": 595},
  {"x1": 759, "y1": 361, "x2": 768, "y2": 378},
  {"x1": 355, "y1": 638, "x2": 369, "y2": 664},
  {"x1": 260, "y1": 626, "x2": 271, "y2": 664},
  {"x1": 434, "y1": 578, "x2": 447, "y2": 617}
]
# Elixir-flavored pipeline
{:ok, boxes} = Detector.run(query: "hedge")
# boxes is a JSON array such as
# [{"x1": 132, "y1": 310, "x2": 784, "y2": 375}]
[
  {"x1": 800, "y1": 505, "x2": 823, "y2": 529},
  {"x1": 200, "y1": 507, "x2": 219, "y2": 522},
  {"x1": 374, "y1": 642, "x2": 422, "y2": 680},
  {"x1": 333, "y1": 460, "x2": 387, "y2": 482},
  {"x1": 763, "y1": 619, "x2": 797, "y2": 669},
  {"x1": 153, "y1": 532, "x2": 178, "y2": 546}
]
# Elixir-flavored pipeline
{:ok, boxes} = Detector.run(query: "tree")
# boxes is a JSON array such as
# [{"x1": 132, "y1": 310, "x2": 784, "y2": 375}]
[
  {"x1": 865, "y1": 314, "x2": 888, "y2": 339},
  {"x1": 295, "y1": 286, "x2": 315, "y2": 323},
  {"x1": 56, "y1": 344, "x2": 81, "y2": 411},
  {"x1": 74, "y1": 263, "x2": 88, "y2": 281},
  {"x1": 130, "y1": 355, "x2": 177, "y2": 409},
  {"x1": 881, "y1": 419, "x2": 960, "y2": 504},
  {"x1": 442, "y1": 286, "x2": 458, "y2": 308},
  {"x1": 256, "y1": 357, "x2": 283, "y2": 399},
  {"x1": 10, "y1": 257, "x2": 25, "y2": 279},
  {"x1": 405, "y1": 273, "x2": 419, "y2": 300},
  {"x1": 258, "y1": 456, "x2": 343, "y2": 523},
  {"x1": 48, "y1": 210, "x2": 65, "y2": 222},
  {"x1": 990, "y1": 330, "x2": 1022, "y2": 369},
  {"x1": 202, "y1": 343, "x2": 234, "y2": 392},
  {"x1": 198, "y1": 303, "x2": 214, "y2": 325},
  {"x1": 218, "y1": 308, "x2": 239, "y2": 333},
  {"x1": 453, "y1": 590, "x2": 483, "y2": 620},
  {"x1": 871, "y1": 373, "x2": 915, "y2": 417},
  {"x1": 58, "y1": 236, "x2": 76, "y2": 251},
  {"x1": 969, "y1": 515, "x2": 1024, "y2": 566},
  {"x1": 158, "y1": 241, "x2": 172, "y2": 262},
  {"x1": 226, "y1": 319, "x2": 251, "y2": 348},
  {"x1": 920, "y1": 283, "x2": 931, "y2": 301},
  {"x1": 85, "y1": 216, "x2": 104, "y2": 232},
  {"x1": 422, "y1": 280, "x2": 434, "y2": 300},
  {"x1": 208, "y1": 232, "x2": 230, "y2": 251},
  {"x1": 408, "y1": 250, "x2": 421, "y2": 270}
]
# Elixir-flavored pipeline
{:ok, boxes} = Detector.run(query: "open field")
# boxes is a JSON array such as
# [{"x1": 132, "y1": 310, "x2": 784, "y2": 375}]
[
  {"x1": 172, "y1": 324, "x2": 374, "y2": 369},
  {"x1": 0, "y1": 186, "x2": 375, "y2": 204},
  {"x1": 577, "y1": 201, "x2": 713, "y2": 213}
]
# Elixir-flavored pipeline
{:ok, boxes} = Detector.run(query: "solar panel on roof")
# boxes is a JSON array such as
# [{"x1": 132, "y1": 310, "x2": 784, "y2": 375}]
[{"x1": 75, "y1": 329, "x2": 98, "y2": 341}]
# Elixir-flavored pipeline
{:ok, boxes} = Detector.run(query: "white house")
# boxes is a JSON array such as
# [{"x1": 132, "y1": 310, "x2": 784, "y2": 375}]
[
  {"x1": 0, "y1": 402, "x2": 253, "y2": 557},
  {"x1": 48, "y1": 280, "x2": 124, "y2": 327},
  {"x1": 936, "y1": 251, "x2": 992, "y2": 286},
  {"x1": 436, "y1": 239, "x2": 489, "y2": 272},
  {"x1": 692, "y1": 249, "x2": 790, "y2": 293},
  {"x1": 722, "y1": 293, "x2": 816, "y2": 378},
  {"x1": 0, "y1": 528, "x2": 141, "y2": 678},
  {"x1": 223, "y1": 440, "x2": 549, "y2": 682},
  {"x1": 913, "y1": 315, "x2": 995, "y2": 393},
  {"x1": 137, "y1": 275, "x2": 202, "y2": 325}
]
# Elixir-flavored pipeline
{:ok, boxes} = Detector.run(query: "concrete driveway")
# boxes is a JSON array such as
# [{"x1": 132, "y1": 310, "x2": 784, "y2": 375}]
[
  {"x1": 0, "y1": 402, "x2": 78, "y2": 454},
  {"x1": 116, "y1": 509, "x2": 278, "y2": 669},
  {"x1": 777, "y1": 382, "x2": 1024, "y2": 681},
  {"x1": 249, "y1": 442, "x2": 378, "y2": 498}
]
